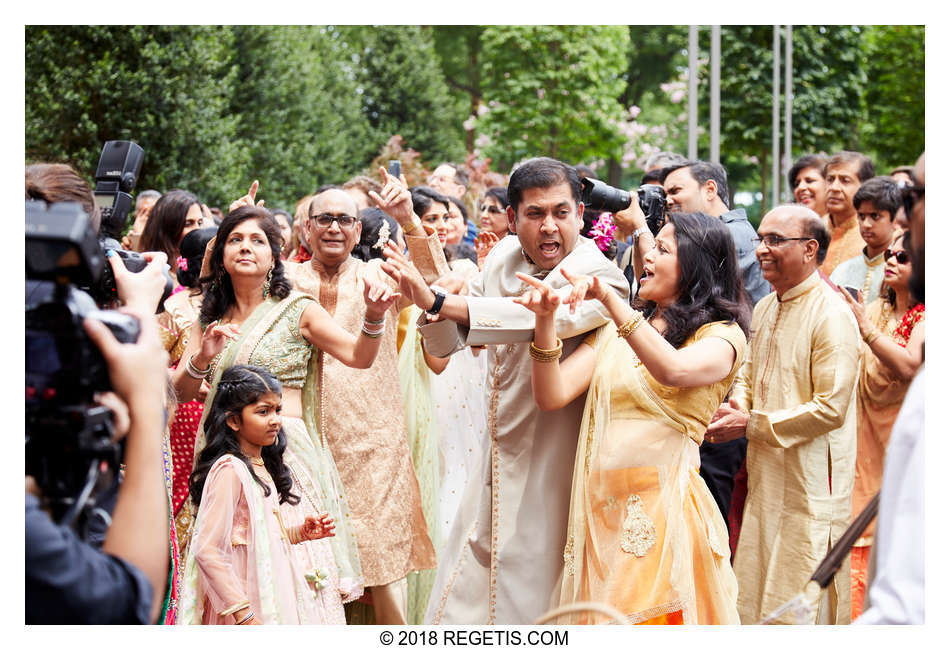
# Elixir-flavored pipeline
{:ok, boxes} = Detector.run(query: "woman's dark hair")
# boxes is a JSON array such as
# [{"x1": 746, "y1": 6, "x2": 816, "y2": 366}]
[
  {"x1": 787, "y1": 154, "x2": 828, "y2": 192},
  {"x1": 140, "y1": 189, "x2": 200, "y2": 261},
  {"x1": 633, "y1": 211, "x2": 751, "y2": 349},
  {"x1": 199, "y1": 206, "x2": 291, "y2": 326},
  {"x1": 447, "y1": 196, "x2": 468, "y2": 224},
  {"x1": 445, "y1": 243, "x2": 477, "y2": 265},
  {"x1": 353, "y1": 207, "x2": 399, "y2": 262},
  {"x1": 271, "y1": 209, "x2": 293, "y2": 228},
  {"x1": 25, "y1": 163, "x2": 100, "y2": 233},
  {"x1": 482, "y1": 186, "x2": 510, "y2": 210},
  {"x1": 189, "y1": 365, "x2": 298, "y2": 508},
  {"x1": 410, "y1": 186, "x2": 450, "y2": 217},
  {"x1": 177, "y1": 226, "x2": 218, "y2": 290}
]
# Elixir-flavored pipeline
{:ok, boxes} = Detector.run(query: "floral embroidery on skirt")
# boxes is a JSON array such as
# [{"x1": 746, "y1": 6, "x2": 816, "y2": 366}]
[{"x1": 620, "y1": 494, "x2": 656, "y2": 557}]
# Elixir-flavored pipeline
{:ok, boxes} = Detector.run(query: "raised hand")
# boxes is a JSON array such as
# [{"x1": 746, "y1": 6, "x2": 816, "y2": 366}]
[
  {"x1": 475, "y1": 231, "x2": 500, "y2": 270},
  {"x1": 512, "y1": 272, "x2": 561, "y2": 317},
  {"x1": 363, "y1": 279, "x2": 401, "y2": 321},
  {"x1": 837, "y1": 285, "x2": 872, "y2": 338},
  {"x1": 197, "y1": 320, "x2": 241, "y2": 363},
  {"x1": 369, "y1": 166, "x2": 414, "y2": 225},
  {"x1": 229, "y1": 180, "x2": 264, "y2": 214},
  {"x1": 381, "y1": 240, "x2": 432, "y2": 309},
  {"x1": 560, "y1": 268, "x2": 608, "y2": 314},
  {"x1": 300, "y1": 513, "x2": 336, "y2": 541}
]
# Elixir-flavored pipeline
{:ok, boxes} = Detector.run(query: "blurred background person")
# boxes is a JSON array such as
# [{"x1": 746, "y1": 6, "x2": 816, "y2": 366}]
[
  {"x1": 271, "y1": 208, "x2": 295, "y2": 260},
  {"x1": 140, "y1": 189, "x2": 208, "y2": 290},
  {"x1": 122, "y1": 189, "x2": 162, "y2": 250},
  {"x1": 821, "y1": 151, "x2": 875, "y2": 276},
  {"x1": 788, "y1": 154, "x2": 829, "y2": 217}
]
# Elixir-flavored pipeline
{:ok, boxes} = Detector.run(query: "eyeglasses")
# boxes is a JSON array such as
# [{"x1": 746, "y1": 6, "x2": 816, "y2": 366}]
[
  {"x1": 752, "y1": 235, "x2": 815, "y2": 248},
  {"x1": 901, "y1": 184, "x2": 924, "y2": 217},
  {"x1": 310, "y1": 213, "x2": 358, "y2": 229},
  {"x1": 884, "y1": 248, "x2": 911, "y2": 265}
]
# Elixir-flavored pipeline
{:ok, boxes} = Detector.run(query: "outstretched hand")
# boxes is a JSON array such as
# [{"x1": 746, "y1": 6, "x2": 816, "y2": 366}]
[
  {"x1": 381, "y1": 240, "x2": 432, "y2": 309},
  {"x1": 229, "y1": 180, "x2": 265, "y2": 213},
  {"x1": 512, "y1": 272, "x2": 561, "y2": 317},
  {"x1": 363, "y1": 280, "x2": 401, "y2": 320},
  {"x1": 369, "y1": 166, "x2": 414, "y2": 225},
  {"x1": 560, "y1": 268, "x2": 609, "y2": 314},
  {"x1": 300, "y1": 513, "x2": 336, "y2": 541}
]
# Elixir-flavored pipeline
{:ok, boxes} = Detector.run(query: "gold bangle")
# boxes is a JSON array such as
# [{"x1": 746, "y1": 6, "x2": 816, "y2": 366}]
[
  {"x1": 529, "y1": 338, "x2": 563, "y2": 362},
  {"x1": 863, "y1": 330, "x2": 880, "y2": 345},
  {"x1": 236, "y1": 611, "x2": 255, "y2": 625},
  {"x1": 617, "y1": 311, "x2": 645, "y2": 338}
]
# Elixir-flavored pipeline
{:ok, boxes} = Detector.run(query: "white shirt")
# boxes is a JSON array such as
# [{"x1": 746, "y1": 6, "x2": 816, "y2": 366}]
[{"x1": 855, "y1": 366, "x2": 925, "y2": 624}]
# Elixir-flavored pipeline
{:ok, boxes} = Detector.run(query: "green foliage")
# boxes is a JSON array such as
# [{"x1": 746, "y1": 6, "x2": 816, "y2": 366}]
[
  {"x1": 340, "y1": 25, "x2": 467, "y2": 166},
  {"x1": 225, "y1": 26, "x2": 373, "y2": 210},
  {"x1": 475, "y1": 26, "x2": 630, "y2": 171},
  {"x1": 858, "y1": 25, "x2": 925, "y2": 169},
  {"x1": 26, "y1": 25, "x2": 246, "y2": 207}
]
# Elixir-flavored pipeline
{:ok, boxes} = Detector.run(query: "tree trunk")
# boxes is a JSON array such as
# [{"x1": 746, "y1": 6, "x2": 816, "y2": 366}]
[{"x1": 608, "y1": 158, "x2": 622, "y2": 186}]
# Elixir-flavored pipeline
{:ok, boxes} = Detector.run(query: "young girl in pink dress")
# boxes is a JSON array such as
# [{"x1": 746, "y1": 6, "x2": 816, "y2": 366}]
[{"x1": 177, "y1": 364, "x2": 345, "y2": 624}]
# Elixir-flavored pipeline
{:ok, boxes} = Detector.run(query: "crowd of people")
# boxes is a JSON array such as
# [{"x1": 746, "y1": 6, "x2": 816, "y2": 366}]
[{"x1": 24, "y1": 142, "x2": 925, "y2": 626}]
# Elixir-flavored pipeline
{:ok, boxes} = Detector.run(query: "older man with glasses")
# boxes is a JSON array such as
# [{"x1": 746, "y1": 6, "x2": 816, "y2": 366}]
[
  {"x1": 706, "y1": 204, "x2": 861, "y2": 624},
  {"x1": 284, "y1": 187, "x2": 437, "y2": 625}
]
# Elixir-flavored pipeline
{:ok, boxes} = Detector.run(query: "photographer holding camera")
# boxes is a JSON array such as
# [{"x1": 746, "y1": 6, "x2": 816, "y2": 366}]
[
  {"x1": 26, "y1": 146, "x2": 175, "y2": 623},
  {"x1": 26, "y1": 255, "x2": 171, "y2": 623}
]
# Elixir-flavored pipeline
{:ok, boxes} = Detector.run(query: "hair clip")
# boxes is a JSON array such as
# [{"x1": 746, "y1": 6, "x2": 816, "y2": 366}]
[{"x1": 177, "y1": 256, "x2": 188, "y2": 271}]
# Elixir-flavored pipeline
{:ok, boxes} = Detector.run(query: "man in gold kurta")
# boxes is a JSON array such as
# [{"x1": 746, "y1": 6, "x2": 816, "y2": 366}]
[
  {"x1": 707, "y1": 204, "x2": 860, "y2": 624},
  {"x1": 287, "y1": 188, "x2": 437, "y2": 625}
]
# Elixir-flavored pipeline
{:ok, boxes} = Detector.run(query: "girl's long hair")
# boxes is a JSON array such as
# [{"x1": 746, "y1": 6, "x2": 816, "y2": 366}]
[
  {"x1": 140, "y1": 189, "x2": 200, "y2": 261},
  {"x1": 198, "y1": 206, "x2": 291, "y2": 327},
  {"x1": 633, "y1": 211, "x2": 752, "y2": 349},
  {"x1": 189, "y1": 365, "x2": 299, "y2": 508}
]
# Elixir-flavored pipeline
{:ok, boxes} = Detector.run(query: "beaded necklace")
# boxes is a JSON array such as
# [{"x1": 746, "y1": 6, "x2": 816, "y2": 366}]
[{"x1": 893, "y1": 303, "x2": 925, "y2": 348}]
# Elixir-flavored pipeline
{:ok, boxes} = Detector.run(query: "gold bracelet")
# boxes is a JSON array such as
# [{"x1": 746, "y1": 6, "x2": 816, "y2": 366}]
[
  {"x1": 236, "y1": 611, "x2": 255, "y2": 625},
  {"x1": 403, "y1": 217, "x2": 422, "y2": 235},
  {"x1": 863, "y1": 330, "x2": 880, "y2": 345},
  {"x1": 529, "y1": 338, "x2": 563, "y2": 362},
  {"x1": 617, "y1": 311, "x2": 645, "y2": 338}
]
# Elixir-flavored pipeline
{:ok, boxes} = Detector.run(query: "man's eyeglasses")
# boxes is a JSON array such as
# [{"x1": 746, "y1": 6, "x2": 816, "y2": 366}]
[
  {"x1": 752, "y1": 235, "x2": 815, "y2": 248},
  {"x1": 884, "y1": 248, "x2": 911, "y2": 265},
  {"x1": 310, "y1": 213, "x2": 358, "y2": 229},
  {"x1": 901, "y1": 184, "x2": 924, "y2": 217}
]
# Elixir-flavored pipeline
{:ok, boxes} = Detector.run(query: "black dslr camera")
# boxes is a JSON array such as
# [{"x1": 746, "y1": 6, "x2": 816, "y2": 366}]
[
  {"x1": 26, "y1": 200, "x2": 140, "y2": 533},
  {"x1": 580, "y1": 178, "x2": 667, "y2": 236}
]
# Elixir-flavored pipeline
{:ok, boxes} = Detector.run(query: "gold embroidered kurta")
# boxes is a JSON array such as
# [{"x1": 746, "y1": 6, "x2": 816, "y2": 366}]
[
  {"x1": 731, "y1": 271, "x2": 860, "y2": 624},
  {"x1": 288, "y1": 258, "x2": 436, "y2": 587}
]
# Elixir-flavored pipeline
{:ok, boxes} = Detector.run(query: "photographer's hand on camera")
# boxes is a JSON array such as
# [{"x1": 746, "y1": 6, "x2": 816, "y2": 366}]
[
  {"x1": 107, "y1": 249, "x2": 168, "y2": 313},
  {"x1": 614, "y1": 201, "x2": 654, "y2": 287},
  {"x1": 83, "y1": 305, "x2": 170, "y2": 624}
]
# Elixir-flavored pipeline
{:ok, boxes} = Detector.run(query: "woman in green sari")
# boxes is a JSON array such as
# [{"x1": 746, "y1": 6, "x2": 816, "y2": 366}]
[{"x1": 172, "y1": 205, "x2": 399, "y2": 615}]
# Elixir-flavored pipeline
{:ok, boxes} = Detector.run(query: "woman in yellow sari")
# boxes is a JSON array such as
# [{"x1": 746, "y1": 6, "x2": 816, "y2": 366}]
[{"x1": 514, "y1": 212, "x2": 750, "y2": 624}]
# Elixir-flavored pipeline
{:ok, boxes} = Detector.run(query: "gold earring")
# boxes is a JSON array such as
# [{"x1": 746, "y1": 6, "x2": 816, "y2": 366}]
[{"x1": 262, "y1": 266, "x2": 273, "y2": 298}]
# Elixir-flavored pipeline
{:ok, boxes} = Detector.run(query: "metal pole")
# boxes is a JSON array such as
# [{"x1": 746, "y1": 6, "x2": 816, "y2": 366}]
[
  {"x1": 772, "y1": 25, "x2": 780, "y2": 209},
  {"x1": 711, "y1": 25, "x2": 721, "y2": 165},
  {"x1": 784, "y1": 25, "x2": 793, "y2": 202},
  {"x1": 688, "y1": 25, "x2": 698, "y2": 160}
]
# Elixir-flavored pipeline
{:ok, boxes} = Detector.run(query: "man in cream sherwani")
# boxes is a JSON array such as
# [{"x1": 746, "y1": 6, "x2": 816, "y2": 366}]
[{"x1": 382, "y1": 157, "x2": 634, "y2": 624}]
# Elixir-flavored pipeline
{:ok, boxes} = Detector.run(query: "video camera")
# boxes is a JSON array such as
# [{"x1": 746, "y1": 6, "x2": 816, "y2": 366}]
[
  {"x1": 26, "y1": 199, "x2": 142, "y2": 533},
  {"x1": 580, "y1": 178, "x2": 668, "y2": 236}
]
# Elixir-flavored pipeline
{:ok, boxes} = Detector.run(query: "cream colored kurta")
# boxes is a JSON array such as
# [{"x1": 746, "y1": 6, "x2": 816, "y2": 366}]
[
  {"x1": 288, "y1": 258, "x2": 436, "y2": 587},
  {"x1": 731, "y1": 270, "x2": 860, "y2": 624},
  {"x1": 419, "y1": 235, "x2": 629, "y2": 625}
]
